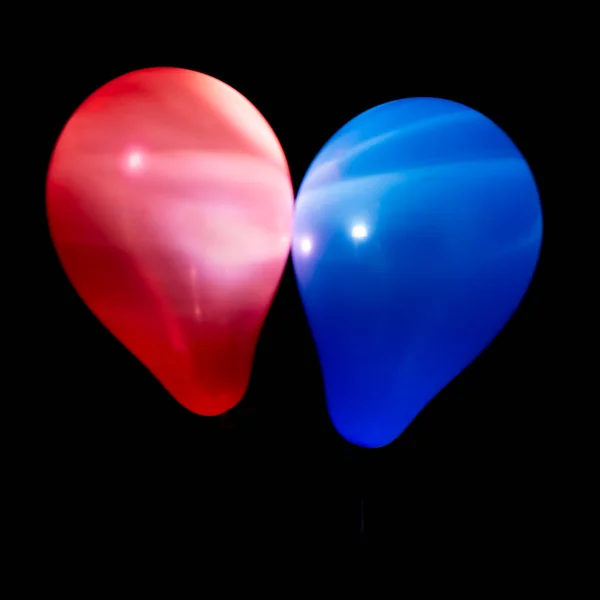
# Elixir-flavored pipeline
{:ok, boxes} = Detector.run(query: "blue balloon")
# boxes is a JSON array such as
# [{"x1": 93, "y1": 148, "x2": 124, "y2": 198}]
[{"x1": 292, "y1": 97, "x2": 543, "y2": 449}]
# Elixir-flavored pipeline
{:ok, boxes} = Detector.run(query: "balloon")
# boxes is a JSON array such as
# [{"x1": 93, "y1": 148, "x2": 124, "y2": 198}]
[
  {"x1": 46, "y1": 67, "x2": 294, "y2": 416},
  {"x1": 292, "y1": 97, "x2": 542, "y2": 448}
]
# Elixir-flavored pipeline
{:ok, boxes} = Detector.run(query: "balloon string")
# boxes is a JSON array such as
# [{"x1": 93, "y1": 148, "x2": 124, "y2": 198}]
[{"x1": 360, "y1": 496, "x2": 364, "y2": 538}]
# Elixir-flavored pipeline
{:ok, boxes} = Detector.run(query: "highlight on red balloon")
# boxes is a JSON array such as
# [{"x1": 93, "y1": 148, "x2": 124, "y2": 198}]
[{"x1": 46, "y1": 67, "x2": 294, "y2": 416}]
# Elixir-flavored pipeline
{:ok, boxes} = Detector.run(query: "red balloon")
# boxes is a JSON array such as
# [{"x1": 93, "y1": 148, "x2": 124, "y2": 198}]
[{"x1": 46, "y1": 67, "x2": 294, "y2": 416}]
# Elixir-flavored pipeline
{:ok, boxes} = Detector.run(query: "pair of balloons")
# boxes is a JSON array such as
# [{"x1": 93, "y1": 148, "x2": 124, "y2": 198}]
[{"x1": 46, "y1": 67, "x2": 543, "y2": 448}]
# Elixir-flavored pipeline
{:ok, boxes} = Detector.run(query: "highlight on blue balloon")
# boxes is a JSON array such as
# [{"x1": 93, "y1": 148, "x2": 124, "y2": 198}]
[{"x1": 292, "y1": 97, "x2": 543, "y2": 449}]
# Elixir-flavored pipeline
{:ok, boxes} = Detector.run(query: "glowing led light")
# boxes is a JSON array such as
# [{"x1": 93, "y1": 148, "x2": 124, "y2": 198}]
[
  {"x1": 351, "y1": 223, "x2": 368, "y2": 239},
  {"x1": 300, "y1": 237, "x2": 312, "y2": 254},
  {"x1": 127, "y1": 151, "x2": 143, "y2": 170}
]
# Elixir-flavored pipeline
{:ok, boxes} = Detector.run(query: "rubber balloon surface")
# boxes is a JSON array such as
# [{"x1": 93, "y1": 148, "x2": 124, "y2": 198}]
[
  {"x1": 46, "y1": 67, "x2": 294, "y2": 416},
  {"x1": 292, "y1": 97, "x2": 542, "y2": 448}
]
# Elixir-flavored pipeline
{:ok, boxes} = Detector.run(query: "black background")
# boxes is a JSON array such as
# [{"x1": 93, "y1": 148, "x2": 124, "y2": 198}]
[{"x1": 35, "y1": 36, "x2": 558, "y2": 561}]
